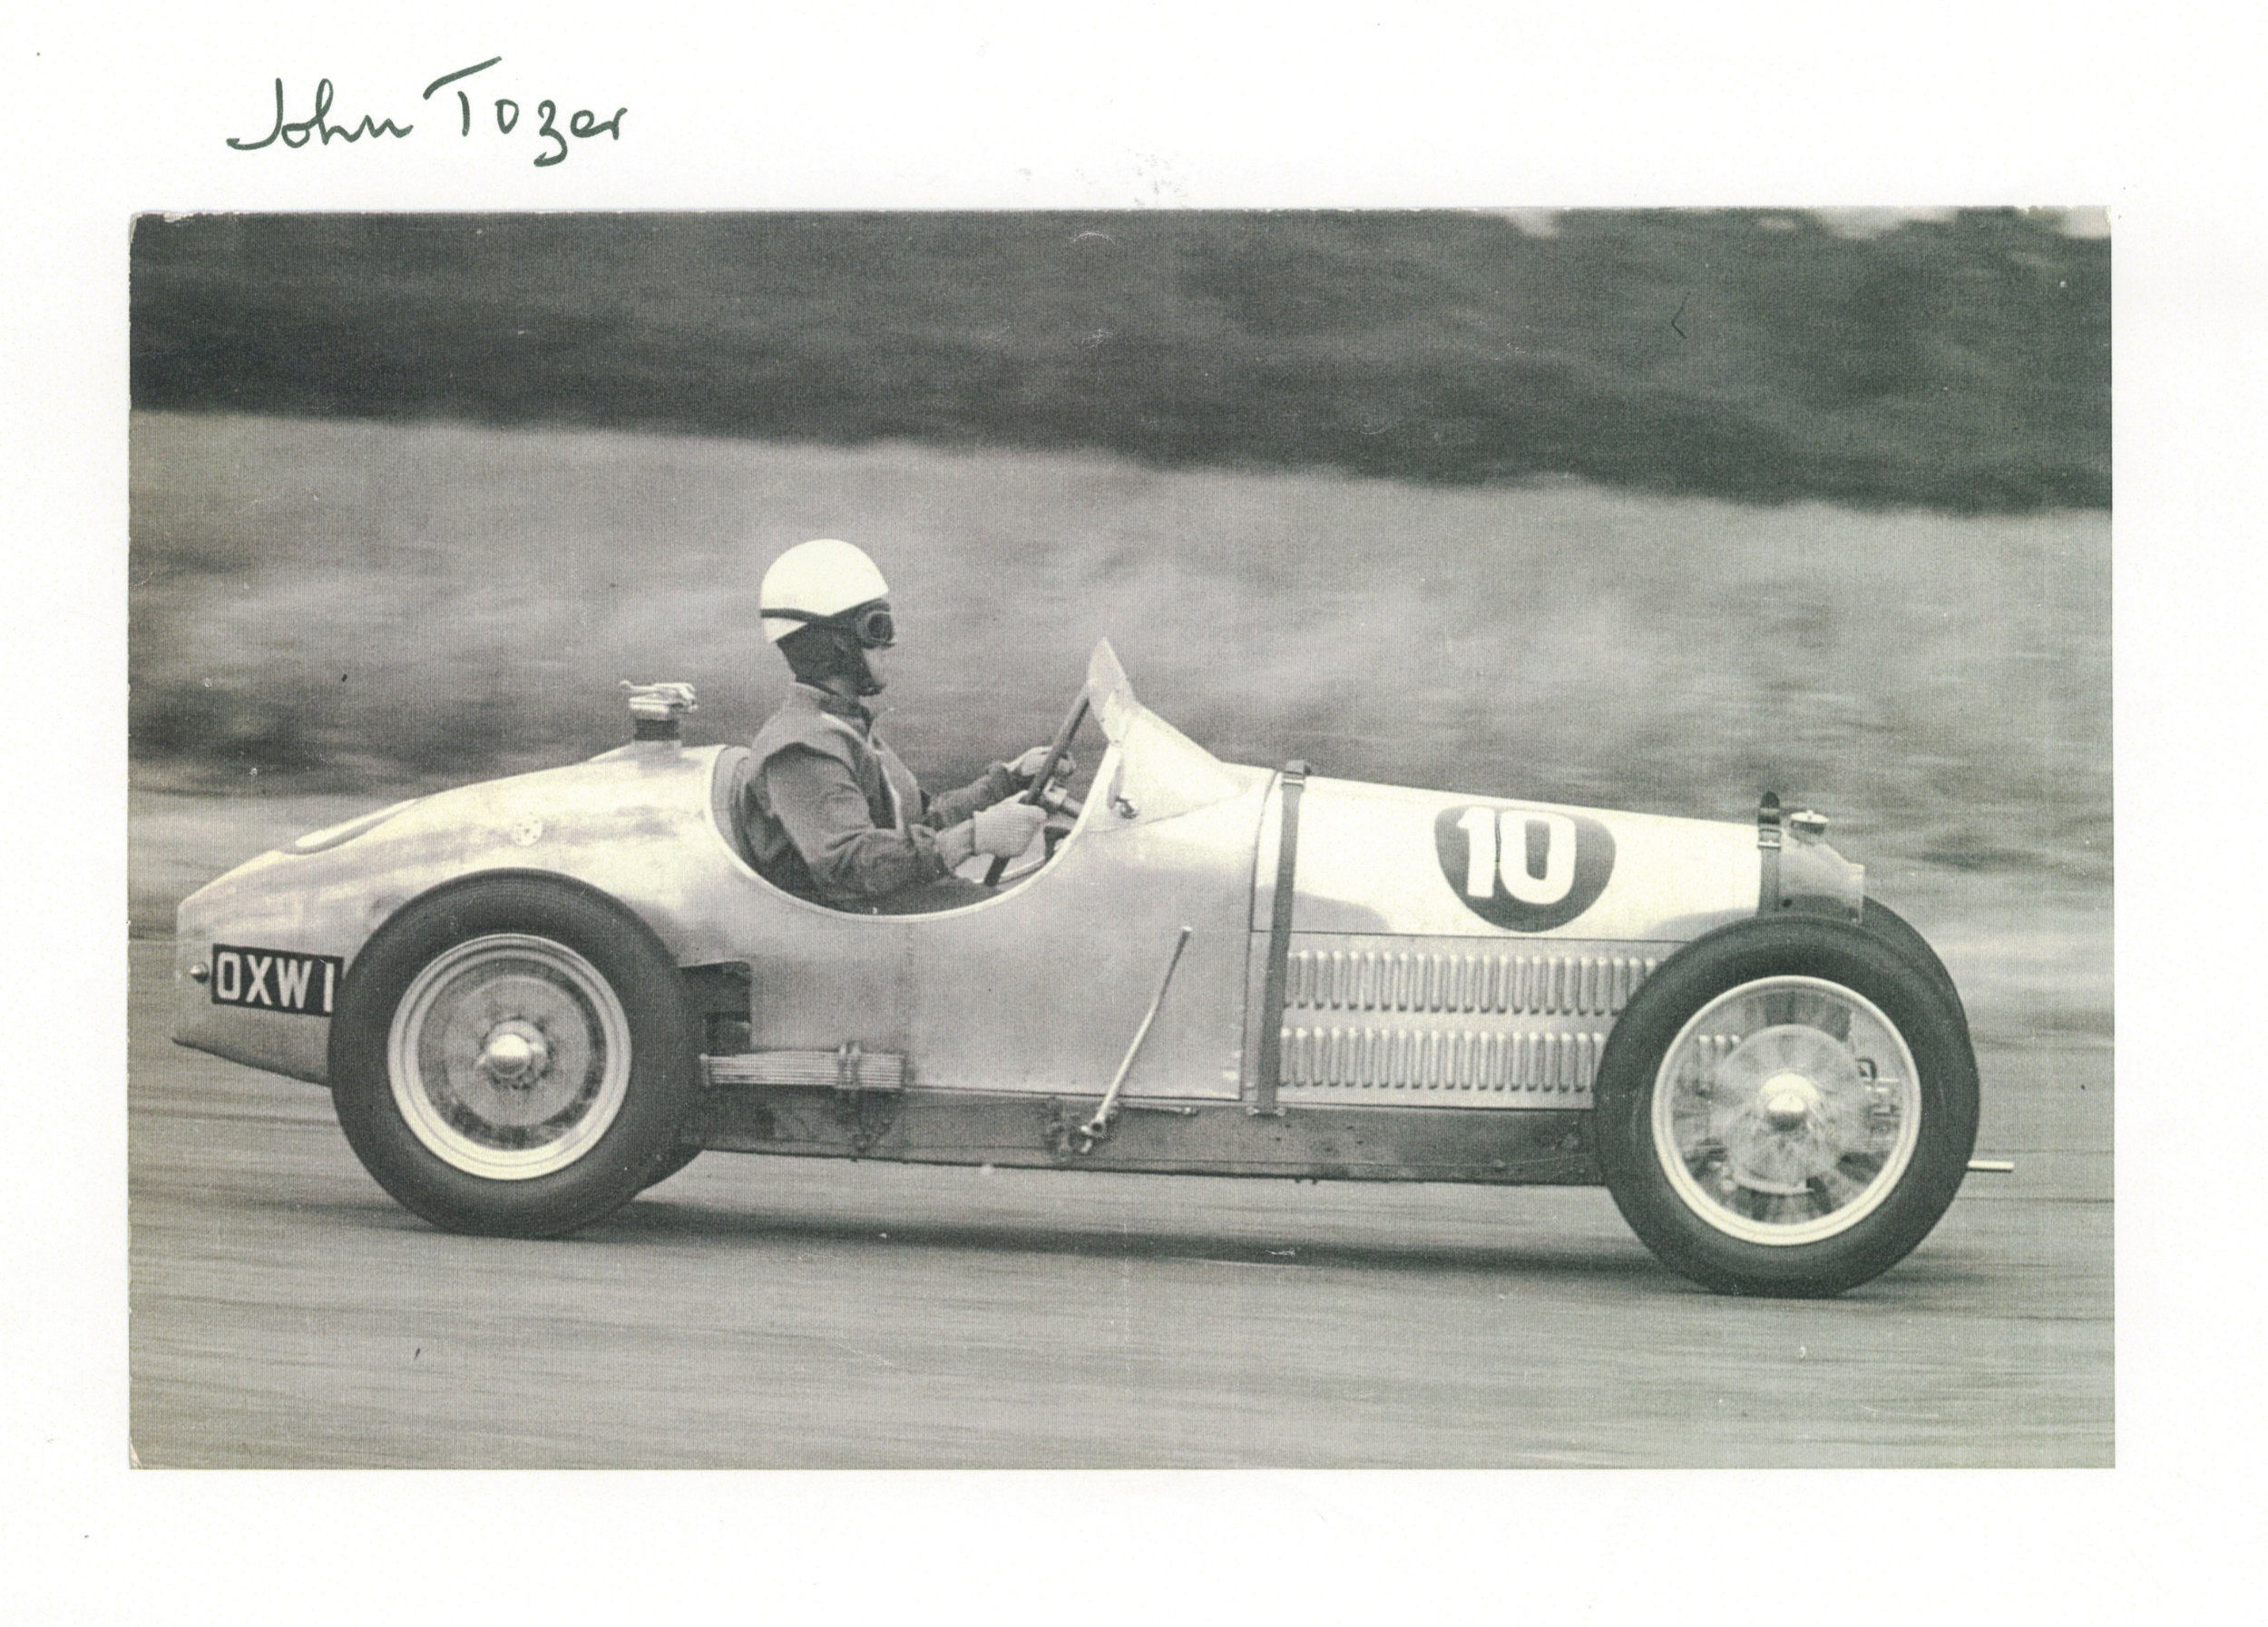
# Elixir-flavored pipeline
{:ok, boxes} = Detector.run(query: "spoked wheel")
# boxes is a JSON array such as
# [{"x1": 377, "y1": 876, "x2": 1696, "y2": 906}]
[
  {"x1": 388, "y1": 934, "x2": 634, "y2": 1178},
  {"x1": 1653, "y1": 975, "x2": 1922, "y2": 1244},
  {"x1": 1593, "y1": 916, "x2": 1978, "y2": 1297},
  {"x1": 330, "y1": 877, "x2": 701, "y2": 1237}
]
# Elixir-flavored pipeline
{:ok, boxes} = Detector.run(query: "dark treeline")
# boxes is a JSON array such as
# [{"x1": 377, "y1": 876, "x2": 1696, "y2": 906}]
[{"x1": 132, "y1": 210, "x2": 2107, "y2": 513}]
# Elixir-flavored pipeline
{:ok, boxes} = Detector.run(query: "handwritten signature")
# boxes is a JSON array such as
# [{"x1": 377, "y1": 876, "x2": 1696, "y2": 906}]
[{"x1": 227, "y1": 57, "x2": 623, "y2": 167}]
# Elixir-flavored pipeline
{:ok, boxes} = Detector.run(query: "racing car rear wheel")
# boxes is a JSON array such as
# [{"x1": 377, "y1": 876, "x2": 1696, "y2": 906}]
[
  {"x1": 330, "y1": 876, "x2": 702, "y2": 1238},
  {"x1": 641, "y1": 1143, "x2": 702, "y2": 1190},
  {"x1": 1592, "y1": 916, "x2": 1979, "y2": 1298}
]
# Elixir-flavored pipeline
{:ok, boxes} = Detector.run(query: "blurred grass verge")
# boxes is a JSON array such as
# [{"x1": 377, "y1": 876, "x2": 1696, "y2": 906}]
[{"x1": 128, "y1": 410, "x2": 2109, "y2": 1044}]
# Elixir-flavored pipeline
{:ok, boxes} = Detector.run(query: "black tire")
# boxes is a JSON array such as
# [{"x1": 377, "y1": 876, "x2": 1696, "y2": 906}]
[
  {"x1": 641, "y1": 1144, "x2": 702, "y2": 1191},
  {"x1": 1593, "y1": 915, "x2": 1980, "y2": 1297},
  {"x1": 1861, "y1": 898, "x2": 1972, "y2": 1042},
  {"x1": 329, "y1": 875, "x2": 701, "y2": 1238}
]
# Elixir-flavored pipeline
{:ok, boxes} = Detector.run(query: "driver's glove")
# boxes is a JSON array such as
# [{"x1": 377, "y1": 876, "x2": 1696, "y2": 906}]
[
  {"x1": 1011, "y1": 746, "x2": 1075, "y2": 787},
  {"x1": 970, "y1": 799, "x2": 1049, "y2": 858}
]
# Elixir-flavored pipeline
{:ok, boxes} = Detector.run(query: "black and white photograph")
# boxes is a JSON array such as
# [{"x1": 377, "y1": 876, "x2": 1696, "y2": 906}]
[
  {"x1": 126, "y1": 208, "x2": 2111, "y2": 1467},
  {"x1": 15, "y1": 4, "x2": 2261, "y2": 1616}
]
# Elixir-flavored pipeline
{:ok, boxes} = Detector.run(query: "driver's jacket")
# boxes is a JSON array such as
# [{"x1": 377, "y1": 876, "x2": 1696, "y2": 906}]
[{"x1": 742, "y1": 684, "x2": 1020, "y2": 907}]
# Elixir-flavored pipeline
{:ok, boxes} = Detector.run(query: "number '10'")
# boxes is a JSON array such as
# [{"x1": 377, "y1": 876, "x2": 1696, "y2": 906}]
[{"x1": 1456, "y1": 808, "x2": 1579, "y2": 906}]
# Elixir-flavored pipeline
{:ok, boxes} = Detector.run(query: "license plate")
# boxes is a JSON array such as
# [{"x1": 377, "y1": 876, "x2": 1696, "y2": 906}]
[{"x1": 208, "y1": 944, "x2": 344, "y2": 1016}]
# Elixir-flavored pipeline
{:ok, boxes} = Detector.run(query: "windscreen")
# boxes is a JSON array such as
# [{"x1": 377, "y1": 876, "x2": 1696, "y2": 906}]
[{"x1": 1083, "y1": 639, "x2": 1249, "y2": 823}]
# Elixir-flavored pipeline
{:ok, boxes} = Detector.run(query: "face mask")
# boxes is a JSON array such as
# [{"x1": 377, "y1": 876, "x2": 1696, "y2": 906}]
[{"x1": 855, "y1": 643, "x2": 892, "y2": 696}]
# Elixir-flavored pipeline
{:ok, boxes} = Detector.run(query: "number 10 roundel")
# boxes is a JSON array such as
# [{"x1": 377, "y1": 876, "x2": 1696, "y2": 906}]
[{"x1": 1433, "y1": 805, "x2": 1616, "y2": 932}]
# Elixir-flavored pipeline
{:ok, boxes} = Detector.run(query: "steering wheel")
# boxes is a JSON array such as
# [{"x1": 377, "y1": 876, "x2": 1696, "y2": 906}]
[{"x1": 983, "y1": 685, "x2": 1091, "y2": 887}]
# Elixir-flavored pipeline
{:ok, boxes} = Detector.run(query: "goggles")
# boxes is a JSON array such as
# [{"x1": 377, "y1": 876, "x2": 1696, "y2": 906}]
[{"x1": 769, "y1": 601, "x2": 895, "y2": 650}]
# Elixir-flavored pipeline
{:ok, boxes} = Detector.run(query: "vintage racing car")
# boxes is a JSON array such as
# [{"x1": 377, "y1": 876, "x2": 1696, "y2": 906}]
[{"x1": 173, "y1": 641, "x2": 1981, "y2": 1296}]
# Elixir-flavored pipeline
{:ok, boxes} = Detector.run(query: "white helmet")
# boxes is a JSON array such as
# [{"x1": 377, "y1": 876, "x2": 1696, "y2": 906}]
[{"x1": 759, "y1": 539, "x2": 891, "y2": 644}]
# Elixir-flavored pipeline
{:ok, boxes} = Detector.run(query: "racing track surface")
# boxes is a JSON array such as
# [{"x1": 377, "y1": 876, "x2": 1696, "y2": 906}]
[{"x1": 129, "y1": 942, "x2": 2111, "y2": 1468}]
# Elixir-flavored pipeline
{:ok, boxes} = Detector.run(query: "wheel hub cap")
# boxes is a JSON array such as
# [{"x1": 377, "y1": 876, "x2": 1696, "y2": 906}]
[
  {"x1": 475, "y1": 1022, "x2": 552, "y2": 1089},
  {"x1": 1760, "y1": 1071, "x2": 1821, "y2": 1130}
]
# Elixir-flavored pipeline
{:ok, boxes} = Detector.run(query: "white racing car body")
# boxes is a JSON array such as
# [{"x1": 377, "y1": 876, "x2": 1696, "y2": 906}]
[{"x1": 176, "y1": 641, "x2": 1977, "y2": 1296}]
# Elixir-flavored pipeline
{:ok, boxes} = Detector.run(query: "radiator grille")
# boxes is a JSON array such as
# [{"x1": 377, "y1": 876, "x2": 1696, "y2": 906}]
[
  {"x1": 1284, "y1": 950, "x2": 1658, "y2": 1018},
  {"x1": 1280, "y1": 1025, "x2": 1606, "y2": 1095}
]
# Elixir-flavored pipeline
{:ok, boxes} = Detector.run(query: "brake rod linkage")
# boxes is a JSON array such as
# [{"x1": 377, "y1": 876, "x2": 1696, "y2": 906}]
[{"x1": 1070, "y1": 925, "x2": 1194, "y2": 1154}]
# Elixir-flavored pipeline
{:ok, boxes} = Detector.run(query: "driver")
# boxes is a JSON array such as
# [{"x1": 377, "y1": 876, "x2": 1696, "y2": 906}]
[{"x1": 741, "y1": 538, "x2": 1057, "y2": 914}]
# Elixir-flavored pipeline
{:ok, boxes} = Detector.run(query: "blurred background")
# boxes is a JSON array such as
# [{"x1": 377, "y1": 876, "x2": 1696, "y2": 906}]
[{"x1": 127, "y1": 209, "x2": 2109, "y2": 1031}]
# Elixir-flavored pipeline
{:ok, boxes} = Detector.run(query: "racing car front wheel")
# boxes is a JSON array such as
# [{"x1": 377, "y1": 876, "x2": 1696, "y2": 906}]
[
  {"x1": 329, "y1": 875, "x2": 702, "y2": 1238},
  {"x1": 1861, "y1": 897, "x2": 1971, "y2": 1043},
  {"x1": 1592, "y1": 916, "x2": 1979, "y2": 1298}
]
